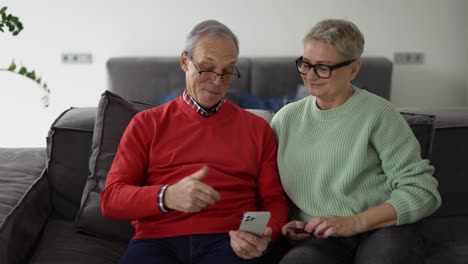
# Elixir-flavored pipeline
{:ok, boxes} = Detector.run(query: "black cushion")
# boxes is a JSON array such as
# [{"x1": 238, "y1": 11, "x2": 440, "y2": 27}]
[{"x1": 74, "y1": 91, "x2": 154, "y2": 241}]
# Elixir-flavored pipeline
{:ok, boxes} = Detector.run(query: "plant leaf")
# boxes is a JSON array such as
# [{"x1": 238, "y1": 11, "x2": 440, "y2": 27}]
[
  {"x1": 18, "y1": 66, "x2": 27, "y2": 75},
  {"x1": 26, "y1": 70, "x2": 36, "y2": 79},
  {"x1": 7, "y1": 60, "x2": 16, "y2": 71}
]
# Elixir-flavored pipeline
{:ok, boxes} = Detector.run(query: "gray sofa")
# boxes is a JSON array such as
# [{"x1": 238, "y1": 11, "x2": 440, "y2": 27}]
[{"x1": 0, "y1": 56, "x2": 467, "y2": 264}]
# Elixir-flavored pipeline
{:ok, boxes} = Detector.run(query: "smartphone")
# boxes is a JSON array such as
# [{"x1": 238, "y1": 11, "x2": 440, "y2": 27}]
[
  {"x1": 238, "y1": 211, "x2": 271, "y2": 236},
  {"x1": 289, "y1": 227, "x2": 310, "y2": 234}
]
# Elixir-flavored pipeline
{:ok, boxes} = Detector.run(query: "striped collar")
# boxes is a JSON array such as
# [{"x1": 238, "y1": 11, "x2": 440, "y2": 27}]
[{"x1": 182, "y1": 89, "x2": 225, "y2": 117}]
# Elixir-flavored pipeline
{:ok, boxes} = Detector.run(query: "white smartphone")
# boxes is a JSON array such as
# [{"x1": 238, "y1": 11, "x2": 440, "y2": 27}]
[{"x1": 238, "y1": 211, "x2": 271, "y2": 236}]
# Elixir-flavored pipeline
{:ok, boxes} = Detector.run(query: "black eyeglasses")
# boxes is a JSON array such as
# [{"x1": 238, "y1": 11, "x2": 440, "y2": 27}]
[
  {"x1": 295, "y1": 56, "x2": 356, "y2": 79},
  {"x1": 186, "y1": 52, "x2": 241, "y2": 85}
]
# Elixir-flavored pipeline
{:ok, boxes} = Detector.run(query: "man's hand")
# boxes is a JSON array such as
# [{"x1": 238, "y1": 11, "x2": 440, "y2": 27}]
[
  {"x1": 304, "y1": 215, "x2": 365, "y2": 239},
  {"x1": 282, "y1": 220, "x2": 311, "y2": 241},
  {"x1": 229, "y1": 227, "x2": 271, "y2": 259},
  {"x1": 163, "y1": 166, "x2": 220, "y2": 212}
]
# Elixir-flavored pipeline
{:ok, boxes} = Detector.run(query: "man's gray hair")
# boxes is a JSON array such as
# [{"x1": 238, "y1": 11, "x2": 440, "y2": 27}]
[
  {"x1": 304, "y1": 19, "x2": 365, "y2": 60},
  {"x1": 184, "y1": 20, "x2": 239, "y2": 56}
]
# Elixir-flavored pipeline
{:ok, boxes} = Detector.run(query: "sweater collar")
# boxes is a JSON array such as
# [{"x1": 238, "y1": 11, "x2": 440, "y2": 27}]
[
  {"x1": 310, "y1": 85, "x2": 364, "y2": 120},
  {"x1": 182, "y1": 89, "x2": 225, "y2": 117}
]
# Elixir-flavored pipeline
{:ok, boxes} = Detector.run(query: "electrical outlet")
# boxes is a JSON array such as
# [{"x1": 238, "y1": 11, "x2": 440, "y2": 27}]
[
  {"x1": 61, "y1": 53, "x2": 93, "y2": 64},
  {"x1": 394, "y1": 52, "x2": 424, "y2": 64}
]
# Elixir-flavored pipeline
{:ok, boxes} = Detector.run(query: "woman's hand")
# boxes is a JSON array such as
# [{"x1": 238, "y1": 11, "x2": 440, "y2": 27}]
[
  {"x1": 282, "y1": 220, "x2": 311, "y2": 241},
  {"x1": 229, "y1": 227, "x2": 271, "y2": 259},
  {"x1": 305, "y1": 204, "x2": 398, "y2": 238},
  {"x1": 305, "y1": 215, "x2": 365, "y2": 239}
]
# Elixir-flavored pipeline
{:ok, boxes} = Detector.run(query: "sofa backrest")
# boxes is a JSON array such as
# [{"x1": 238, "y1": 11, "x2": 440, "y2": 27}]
[
  {"x1": 107, "y1": 57, "x2": 251, "y2": 105},
  {"x1": 107, "y1": 56, "x2": 392, "y2": 106}
]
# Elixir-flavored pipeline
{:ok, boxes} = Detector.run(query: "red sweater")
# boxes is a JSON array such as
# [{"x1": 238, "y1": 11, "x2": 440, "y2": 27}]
[{"x1": 100, "y1": 97, "x2": 289, "y2": 242}]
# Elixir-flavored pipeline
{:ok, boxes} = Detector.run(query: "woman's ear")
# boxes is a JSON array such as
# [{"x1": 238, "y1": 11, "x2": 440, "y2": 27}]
[
  {"x1": 350, "y1": 58, "x2": 361, "y2": 80},
  {"x1": 180, "y1": 51, "x2": 189, "y2": 72}
]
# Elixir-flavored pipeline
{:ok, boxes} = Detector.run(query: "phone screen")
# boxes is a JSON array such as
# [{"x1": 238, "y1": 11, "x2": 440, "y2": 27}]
[{"x1": 238, "y1": 211, "x2": 271, "y2": 236}]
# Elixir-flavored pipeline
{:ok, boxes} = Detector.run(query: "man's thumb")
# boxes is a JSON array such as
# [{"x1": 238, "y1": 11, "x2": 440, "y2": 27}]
[{"x1": 190, "y1": 166, "x2": 209, "y2": 180}]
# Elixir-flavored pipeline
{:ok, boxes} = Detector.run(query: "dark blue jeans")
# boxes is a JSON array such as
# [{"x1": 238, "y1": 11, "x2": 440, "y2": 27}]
[
  {"x1": 119, "y1": 233, "x2": 259, "y2": 264},
  {"x1": 280, "y1": 223, "x2": 425, "y2": 264}
]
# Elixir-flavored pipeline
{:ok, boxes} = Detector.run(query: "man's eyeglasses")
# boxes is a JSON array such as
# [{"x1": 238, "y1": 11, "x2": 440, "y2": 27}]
[
  {"x1": 295, "y1": 56, "x2": 355, "y2": 79},
  {"x1": 187, "y1": 52, "x2": 241, "y2": 85}
]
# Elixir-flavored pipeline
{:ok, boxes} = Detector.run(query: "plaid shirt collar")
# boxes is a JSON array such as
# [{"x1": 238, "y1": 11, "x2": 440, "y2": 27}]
[{"x1": 182, "y1": 89, "x2": 225, "y2": 117}]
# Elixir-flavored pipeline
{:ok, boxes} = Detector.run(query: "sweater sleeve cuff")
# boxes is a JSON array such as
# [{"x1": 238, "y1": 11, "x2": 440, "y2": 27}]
[{"x1": 158, "y1": 184, "x2": 170, "y2": 212}]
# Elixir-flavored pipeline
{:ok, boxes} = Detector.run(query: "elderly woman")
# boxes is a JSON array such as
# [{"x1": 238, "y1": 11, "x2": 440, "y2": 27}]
[{"x1": 271, "y1": 19, "x2": 441, "y2": 264}]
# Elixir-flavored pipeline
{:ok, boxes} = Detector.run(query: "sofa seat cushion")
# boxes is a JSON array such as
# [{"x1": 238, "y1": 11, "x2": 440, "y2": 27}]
[
  {"x1": 29, "y1": 218, "x2": 127, "y2": 264},
  {"x1": 424, "y1": 216, "x2": 468, "y2": 264}
]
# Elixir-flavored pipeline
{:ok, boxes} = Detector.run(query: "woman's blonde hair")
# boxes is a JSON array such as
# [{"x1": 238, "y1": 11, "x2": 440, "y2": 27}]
[{"x1": 304, "y1": 19, "x2": 365, "y2": 60}]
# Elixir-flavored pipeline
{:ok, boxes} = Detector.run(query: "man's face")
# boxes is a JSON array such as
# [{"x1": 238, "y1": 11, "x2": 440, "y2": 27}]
[{"x1": 180, "y1": 34, "x2": 238, "y2": 109}]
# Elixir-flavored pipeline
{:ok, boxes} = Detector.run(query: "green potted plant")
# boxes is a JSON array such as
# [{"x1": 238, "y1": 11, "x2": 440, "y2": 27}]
[{"x1": 0, "y1": 6, "x2": 50, "y2": 107}]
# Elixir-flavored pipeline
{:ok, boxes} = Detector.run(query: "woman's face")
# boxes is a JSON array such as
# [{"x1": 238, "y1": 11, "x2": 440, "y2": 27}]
[{"x1": 301, "y1": 39, "x2": 360, "y2": 103}]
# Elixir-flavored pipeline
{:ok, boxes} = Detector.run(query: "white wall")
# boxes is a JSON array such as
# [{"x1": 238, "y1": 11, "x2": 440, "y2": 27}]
[{"x1": 1, "y1": 0, "x2": 467, "y2": 147}]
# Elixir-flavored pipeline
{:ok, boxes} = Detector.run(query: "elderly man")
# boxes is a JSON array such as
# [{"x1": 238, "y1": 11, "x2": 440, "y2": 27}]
[{"x1": 100, "y1": 20, "x2": 289, "y2": 264}]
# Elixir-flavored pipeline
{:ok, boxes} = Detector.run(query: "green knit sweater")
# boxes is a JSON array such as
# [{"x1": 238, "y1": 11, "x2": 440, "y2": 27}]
[{"x1": 271, "y1": 87, "x2": 441, "y2": 225}]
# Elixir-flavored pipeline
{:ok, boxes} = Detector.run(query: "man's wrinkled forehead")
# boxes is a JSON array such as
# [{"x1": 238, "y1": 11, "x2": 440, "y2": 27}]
[{"x1": 192, "y1": 34, "x2": 238, "y2": 63}]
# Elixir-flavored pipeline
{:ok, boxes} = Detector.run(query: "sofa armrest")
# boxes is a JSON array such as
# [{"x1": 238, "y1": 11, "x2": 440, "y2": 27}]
[
  {"x1": 399, "y1": 111, "x2": 436, "y2": 160},
  {"x1": 0, "y1": 148, "x2": 51, "y2": 264}
]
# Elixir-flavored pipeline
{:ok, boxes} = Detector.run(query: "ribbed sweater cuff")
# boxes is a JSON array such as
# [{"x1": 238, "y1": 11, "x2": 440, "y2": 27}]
[{"x1": 386, "y1": 199, "x2": 411, "y2": 225}]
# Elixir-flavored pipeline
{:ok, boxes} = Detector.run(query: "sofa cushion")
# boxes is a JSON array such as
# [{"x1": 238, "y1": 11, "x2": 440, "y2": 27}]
[
  {"x1": 423, "y1": 216, "x2": 468, "y2": 264},
  {"x1": 29, "y1": 218, "x2": 127, "y2": 264},
  {"x1": 234, "y1": 92, "x2": 295, "y2": 113},
  {"x1": 47, "y1": 107, "x2": 97, "y2": 220},
  {"x1": 400, "y1": 112, "x2": 436, "y2": 160},
  {"x1": 0, "y1": 148, "x2": 50, "y2": 264},
  {"x1": 246, "y1": 109, "x2": 274, "y2": 124},
  {"x1": 74, "y1": 91, "x2": 154, "y2": 241},
  {"x1": 107, "y1": 57, "x2": 251, "y2": 104},
  {"x1": 398, "y1": 107, "x2": 468, "y2": 217}
]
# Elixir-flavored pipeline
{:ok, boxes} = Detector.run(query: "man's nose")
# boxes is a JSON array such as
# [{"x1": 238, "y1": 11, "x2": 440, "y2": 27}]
[{"x1": 211, "y1": 75, "x2": 224, "y2": 85}]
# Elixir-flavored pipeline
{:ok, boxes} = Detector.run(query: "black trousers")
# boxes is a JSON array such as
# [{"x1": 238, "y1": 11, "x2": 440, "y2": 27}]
[
  {"x1": 119, "y1": 233, "x2": 259, "y2": 264},
  {"x1": 279, "y1": 223, "x2": 424, "y2": 264}
]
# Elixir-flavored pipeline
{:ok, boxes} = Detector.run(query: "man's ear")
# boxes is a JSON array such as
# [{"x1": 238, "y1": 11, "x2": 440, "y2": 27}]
[
  {"x1": 180, "y1": 51, "x2": 189, "y2": 72},
  {"x1": 350, "y1": 58, "x2": 361, "y2": 81}
]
